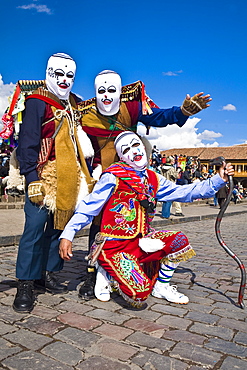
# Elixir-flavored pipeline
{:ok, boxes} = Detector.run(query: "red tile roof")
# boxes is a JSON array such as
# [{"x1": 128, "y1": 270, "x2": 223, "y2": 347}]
[{"x1": 161, "y1": 144, "x2": 247, "y2": 160}]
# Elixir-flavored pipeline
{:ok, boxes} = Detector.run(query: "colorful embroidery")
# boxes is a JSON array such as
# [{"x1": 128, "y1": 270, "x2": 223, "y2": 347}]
[
  {"x1": 169, "y1": 232, "x2": 189, "y2": 252},
  {"x1": 112, "y1": 252, "x2": 150, "y2": 292},
  {"x1": 110, "y1": 197, "x2": 136, "y2": 222},
  {"x1": 103, "y1": 192, "x2": 138, "y2": 235}
]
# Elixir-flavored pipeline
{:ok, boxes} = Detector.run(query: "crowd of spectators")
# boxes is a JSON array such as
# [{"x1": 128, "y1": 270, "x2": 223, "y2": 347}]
[
  {"x1": 150, "y1": 146, "x2": 215, "y2": 184},
  {"x1": 149, "y1": 146, "x2": 247, "y2": 206}
]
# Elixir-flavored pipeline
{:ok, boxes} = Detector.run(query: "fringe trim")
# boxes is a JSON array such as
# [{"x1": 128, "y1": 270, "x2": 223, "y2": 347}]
[
  {"x1": 54, "y1": 208, "x2": 74, "y2": 231},
  {"x1": 41, "y1": 160, "x2": 57, "y2": 213},
  {"x1": 161, "y1": 244, "x2": 196, "y2": 264},
  {"x1": 118, "y1": 286, "x2": 146, "y2": 308}
]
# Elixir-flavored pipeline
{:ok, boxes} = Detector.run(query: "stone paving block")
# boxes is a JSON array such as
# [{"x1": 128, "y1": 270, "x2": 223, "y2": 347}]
[
  {"x1": 151, "y1": 303, "x2": 188, "y2": 317},
  {"x1": 204, "y1": 337, "x2": 247, "y2": 358},
  {"x1": 132, "y1": 350, "x2": 187, "y2": 370},
  {"x1": 37, "y1": 293, "x2": 65, "y2": 306},
  {"x1": 93, "y1": 323, "x2": 134, "y2": 340},
  {"x1": 88, "y1": 338, "x2": 139, "y2": 361},
  {"x1": 0, "y1": 321, "x2": 17, "y2": 335},
  {"x1": 0, "y1": 338, "x2": 22, "y2": 361},
  {"x1": 234, "y1": 331, "x2": 247, "y2": 346},
  {"x1": 0, "y1": 304, "x2": 27, "y2": 323},
  {"x1": 163, "y1": 329, "x2": 205, "y2": 345},
  {"x1": 220, "y1": 355, "x2": 247, "y2": 369},
  {"x1": 218, "y1": 317, "x2": 247, "y2": 332},
  {"x1": 54, "y1": 327, "x2": 100, "y2": 350},
  {"x1": 3, "y1": 328, "x2": 52, "y2": 350},
  {"x1": 76, "y1": 355, "x2": 131, "y2": 369},
  {"x1": 119, "y1": 307, "x2": 161, "y2": 321},
  {"x1": 185, "y1": 311, "x2": 220, "y2": 325},
  {"x1": 58, "y1": 312, "x2": 101, "y2": 330},
  {"x1": 189, "y1": 322, "x2": 234, "y2": 341},
  {"x1": 0, "y1": 295, "x2": 18, "y2": 306},
  {"x1": 126, "y1": 331, "x2": 174, "y2": 351},
  {"x1": 211, "y1": 307, "x2": 247, "y2": 321},
  {"x1": 170, "y1": 342, "x2": 222, "y2": 367},
  {"x1": 55, "y1": 300, "x2": 93, "y2": 315},
  {"x1": 207, "y1": 293, "x2": 233, "y2": 303},
  {"x1": 2, "y1": 350, "x2": 73, "y2": 370},
  {"x1": 184, "y1": 302, "x2": 213, "y2": 313},
  {"x1": 211, "y1": 301, "x2": 245, "y2": 312},
  {"x1": 84, "y1": 296, "x2": 125, "y2": 311},
  {"x1": 188, "y1": 292, "x2": 214, "y2": 308},
  {"x1": 124, "y1": 318, "x2": 168, "y2": 335},
  {"x1": 31, "y1": 305, "x2": 60, "y2": 319},
  {"x1": 218, "y1": 284, "x2": 239, "y2": 292},
  {"x1": 85, "y1": 308, "x2": 130, "y2": 324},
  {"x1": 2, "y1": 287, "x2": 16, "y2": 296},
  {"x1": 156, "y1": 314, "x2": 192, "y2": 330},
  {"x1": 41, "y1": 341, "x2": 83, "y2": 366},
  {"x1": 186, "y1": 289, "x2": 210, "y2": 298},
  {"x1": 16, "y1": 316, "x2": 64, "y2": 335}
]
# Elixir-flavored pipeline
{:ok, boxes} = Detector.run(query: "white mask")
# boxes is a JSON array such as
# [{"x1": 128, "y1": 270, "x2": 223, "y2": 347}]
[
  {"x1": 95, "y1": 70, "x2": 121, "y2": 116},
  {"x1": 114, "y1": 132, "x2": 148, "y2": 171},
  {"x1": 46, "y1": 53, "x2": 76, "y2": 100}
]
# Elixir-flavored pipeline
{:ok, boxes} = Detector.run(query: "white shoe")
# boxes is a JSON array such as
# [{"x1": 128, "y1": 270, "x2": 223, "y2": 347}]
[
  {"x1": 94, "y1": 266, "x2": 112, "y2": 302},
  {"x1": 152, "y1": 283, "x2": 189, "y2": 304}
]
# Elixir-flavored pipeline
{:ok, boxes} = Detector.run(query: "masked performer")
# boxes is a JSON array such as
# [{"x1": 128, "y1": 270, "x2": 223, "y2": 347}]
[
  {"x1": 59, "y1": 132, "x2": 234, "y2": 307},
  {"x1": 77, "y1": 70, "x2": 212, "y2": 299},
  {"x1": 13, "y1": 53, "x2": 94, "y2": 313}
]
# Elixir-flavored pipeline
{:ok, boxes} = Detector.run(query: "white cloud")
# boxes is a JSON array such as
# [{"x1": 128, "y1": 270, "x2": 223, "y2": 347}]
[
  {"x1": 197, "y1": 129, "x2": 222, "y2": 141},
  {"x1": 17, "y1": 4, "x2": 52, "y2": 15},
  {"x1": 162, "y1": 70, "x2": 183, "y2": 77},
  {"x1": 0, "y1": 75, "x2": 15, "y2": 117},
  {"x1": 137, "y1": 117, "x2": 221, "y2": 150},
  {"x1": 222, "y1": 103, "x2": 237, "y2": 111}
]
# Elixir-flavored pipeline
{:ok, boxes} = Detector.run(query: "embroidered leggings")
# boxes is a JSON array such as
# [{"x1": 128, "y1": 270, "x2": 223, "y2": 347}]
[{"x1": 97, "y1": 229, "x2": 195, "y2": 306}]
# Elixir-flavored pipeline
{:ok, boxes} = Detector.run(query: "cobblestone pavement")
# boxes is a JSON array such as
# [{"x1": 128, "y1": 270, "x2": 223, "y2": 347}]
[{"x1": 0, "y1": 214, "x2": 247, "y2": 369}]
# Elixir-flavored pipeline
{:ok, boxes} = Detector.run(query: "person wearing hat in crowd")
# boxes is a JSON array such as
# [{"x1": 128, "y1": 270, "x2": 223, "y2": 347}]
[{"x1": 161, "y1": 156, "x2": 184, "y2": 218}]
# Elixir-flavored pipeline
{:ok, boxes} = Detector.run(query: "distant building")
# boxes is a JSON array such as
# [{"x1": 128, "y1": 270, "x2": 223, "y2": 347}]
[{"x1": 161, "y1": 144, "x2": 247, "y2": 187}]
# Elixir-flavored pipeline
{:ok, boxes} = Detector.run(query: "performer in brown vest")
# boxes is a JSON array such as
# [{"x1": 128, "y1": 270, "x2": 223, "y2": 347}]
[{"x1": 13, "y1": 53, "x2": 94, "y2": 313}]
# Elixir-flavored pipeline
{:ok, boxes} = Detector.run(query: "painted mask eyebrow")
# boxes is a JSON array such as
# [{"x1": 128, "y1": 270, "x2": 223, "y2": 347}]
[
  {"x1": 121, "y1": 138, "x2": 139, "y2": 154},
  {"x1": 107, "y1": 85, "x2": 116, "y2": 93}
]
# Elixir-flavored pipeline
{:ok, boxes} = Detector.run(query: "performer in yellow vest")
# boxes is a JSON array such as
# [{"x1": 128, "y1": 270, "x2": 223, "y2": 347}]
[{"x1": 76, "y1": 70, "x2": 212, "y2": 300}]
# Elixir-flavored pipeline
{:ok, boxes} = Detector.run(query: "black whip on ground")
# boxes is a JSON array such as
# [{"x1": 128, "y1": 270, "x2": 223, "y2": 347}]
[{"x1": 210, "y1": 156, "x2": 246, "y2": 309}]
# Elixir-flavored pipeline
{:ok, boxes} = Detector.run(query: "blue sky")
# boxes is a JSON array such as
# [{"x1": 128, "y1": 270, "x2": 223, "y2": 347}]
[{"x1": 0, "y1": 0, "x2": 247, "y2": 150}]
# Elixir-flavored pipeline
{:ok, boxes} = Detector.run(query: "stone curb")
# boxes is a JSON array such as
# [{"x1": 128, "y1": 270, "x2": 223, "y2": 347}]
[{"x1": 1, "y1": 208, "x2": 247, "y2": 247}]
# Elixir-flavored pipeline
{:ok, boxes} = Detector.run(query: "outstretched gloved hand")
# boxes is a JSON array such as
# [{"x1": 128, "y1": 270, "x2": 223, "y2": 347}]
[
  {"x1": 181, "y1": 92, "x2": 212, "y2": 116},
  {"x1": 28, "y1": 181, "x2": 45, "y2": 204}
]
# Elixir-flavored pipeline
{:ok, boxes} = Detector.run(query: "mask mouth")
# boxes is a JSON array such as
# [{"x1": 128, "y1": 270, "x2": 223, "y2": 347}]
[
  {"x1": 102, "y1": 98, "x2": 113, "y2": 105},
  {"x1": 133, "y1": 154, "x2": 143, "y2": 162},
  {"x1": 58, "y1": 82, "x2": 70, "y2": 89}
]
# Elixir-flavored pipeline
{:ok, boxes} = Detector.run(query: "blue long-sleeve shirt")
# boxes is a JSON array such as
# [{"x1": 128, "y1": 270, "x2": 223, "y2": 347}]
[
  {"x1": 60, "y1": 170, "x2": 226, "y2": 242},
  {"x1": 138, "y1": 105, "x2": 188, "y2": 128}
]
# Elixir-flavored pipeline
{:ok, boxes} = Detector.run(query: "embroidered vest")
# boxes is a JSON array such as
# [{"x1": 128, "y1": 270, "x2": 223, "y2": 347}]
[{"x1": 100, "y1": 163, "x2": 159, "y2": 239}]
